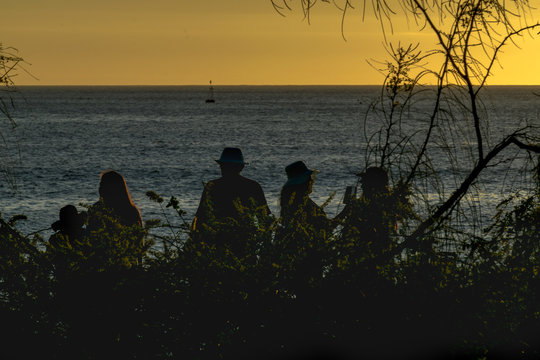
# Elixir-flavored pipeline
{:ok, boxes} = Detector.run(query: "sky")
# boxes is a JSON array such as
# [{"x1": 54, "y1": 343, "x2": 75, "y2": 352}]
[{"x1": 3, "y1": 0, "x2": 540, "y2": 85}]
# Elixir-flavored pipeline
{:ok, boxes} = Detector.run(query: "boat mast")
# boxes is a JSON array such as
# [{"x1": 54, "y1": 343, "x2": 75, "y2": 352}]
[{"x1": 206, "y1": 80, "x2": 215, "y2": 103}]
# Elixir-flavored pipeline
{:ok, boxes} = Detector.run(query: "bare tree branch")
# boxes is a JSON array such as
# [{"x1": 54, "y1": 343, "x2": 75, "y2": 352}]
[{"x1": 401, "y1": 134, "x2": 540, "y2": 252}]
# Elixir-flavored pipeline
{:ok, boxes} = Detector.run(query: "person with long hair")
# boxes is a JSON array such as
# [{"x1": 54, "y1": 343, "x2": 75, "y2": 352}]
[
  {"x1": 87, "y1": 170, "x2": 142, "y2": 230},
  {"x1": 77, "y1": 170, "x2": 145, "y2": 355}
]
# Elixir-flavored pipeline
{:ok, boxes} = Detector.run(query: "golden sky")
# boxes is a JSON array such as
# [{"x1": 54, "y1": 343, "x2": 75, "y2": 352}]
[{"x1": 3, "y1": 0, "x2": 539, "y2": 85}]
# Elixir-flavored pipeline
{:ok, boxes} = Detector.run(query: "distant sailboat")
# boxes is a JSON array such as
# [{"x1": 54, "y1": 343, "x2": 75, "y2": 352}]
[{"x1": 205, "y1": 81, "x2": 215, "y2": 103}]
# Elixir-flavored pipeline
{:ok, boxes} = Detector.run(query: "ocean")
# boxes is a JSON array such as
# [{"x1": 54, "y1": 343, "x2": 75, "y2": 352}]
[{"x1": 1, "y1": 85, "x2": 538, "y2": 238}]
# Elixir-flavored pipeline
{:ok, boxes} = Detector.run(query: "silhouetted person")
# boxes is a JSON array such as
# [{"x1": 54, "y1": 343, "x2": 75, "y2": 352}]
[
  {"x1": 48, "y1": 205, "x2": 86, "y2": 282},
  {"x1": 335, "y1": 166, "x2": 390, "y2": 221},
  {"x1": 358, "y1": 166, "x2": 390, "y2": 200},
  {"x1": 49, "y1": 204, "x2": 86, "y2": 248},
  {"x1": 78, "y1": 170, "x2": 144, "y2": 357},
  {"x1": 87, "y1": 169, "x2": 142, "y2": 231},
  {"x1": 275, "y1": 161, "x2": 333, "y2": 313},
  {"x1": 336, "y1": 166, "x2": 408, "y2": 265},
  {"x1": 193, "y1": 147, "x2": 270, "y2": 230},
  {"x1": 279, "y1": 160, "x2": 332, "y2": 232}
]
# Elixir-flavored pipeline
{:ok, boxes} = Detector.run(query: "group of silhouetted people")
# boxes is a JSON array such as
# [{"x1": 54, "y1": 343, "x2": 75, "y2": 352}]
[
  {"x1": 49, "y1": 169, "x2": 143, "y2": 247},
  {"x1": 42, "y1": 147, "x2": 402, "y2": 358},
  {"x1": 193, "y1": 147, "x2": 390, "y2": 225},
  {"x1": 49, "y1": 147, "x2": 393, "y2": 255}
]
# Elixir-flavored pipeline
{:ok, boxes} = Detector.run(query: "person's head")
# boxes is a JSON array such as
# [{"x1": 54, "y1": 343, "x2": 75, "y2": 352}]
[
  {"x1": 51, "y1": 204, "x2": 85, "y2": 232},
  {"x1": 281, "y1": 161, "x2": 316, "y2": 208},
  {"x1": 357, "y1": 166, "x2": 389, "y2": 198},
  {"x1": 285, "y1": 161, "x2": 315, "y2": 188},
  {"x1": 98, "y1": 170, "x2": 135, "y2": 208},
  {"x1": 216, "y1": 147, "x2": 246, "y2": 177}
]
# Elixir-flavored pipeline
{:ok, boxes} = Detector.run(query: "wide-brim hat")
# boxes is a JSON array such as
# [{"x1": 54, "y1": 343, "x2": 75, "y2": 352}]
[
  {"x1": 356, "y1": 166, "x2": 388, "y2": 184},
  {"x1": 285, "y1": 160, "x2": 316, "y2": 186},
  {"x1": 215, "y1": 147, "x2": 246, "y2": 165}
]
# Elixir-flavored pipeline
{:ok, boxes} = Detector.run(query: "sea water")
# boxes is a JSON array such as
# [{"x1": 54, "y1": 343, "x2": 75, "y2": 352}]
[{"x1": 0, "y1": 85, "x2": 538, "y2": 238}]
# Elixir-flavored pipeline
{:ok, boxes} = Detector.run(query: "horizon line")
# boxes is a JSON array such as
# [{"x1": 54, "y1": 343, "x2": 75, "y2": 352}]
[{"x1": 16, "y1": 83, "x2": 540, "y2": 87}]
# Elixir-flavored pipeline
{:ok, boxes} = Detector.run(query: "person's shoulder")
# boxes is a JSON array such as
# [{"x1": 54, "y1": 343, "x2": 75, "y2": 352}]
[
  {"x1": 202, "y1": 178, "x2": 221, "y2": 192},
  {"x1": 238, "y1": 175, "x2": 263, "y2": 188},
  {"x1": 88, "y1": 200, "x2": 104, "y2": 213},
  {"x1": 205, "y1": 178, "x2": 223, "y2": 187}
]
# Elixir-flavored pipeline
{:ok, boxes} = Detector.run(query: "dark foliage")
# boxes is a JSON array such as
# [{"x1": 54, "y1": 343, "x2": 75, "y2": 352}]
[{"x1": 1, "y1": 179, "x2": 539, "y2": 360}]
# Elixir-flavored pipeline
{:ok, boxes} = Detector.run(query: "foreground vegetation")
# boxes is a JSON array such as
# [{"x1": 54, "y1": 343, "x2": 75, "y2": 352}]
[
  {"x1": 1, "y1": 172, "x2": 539, "y2": 359},
  {"x1": 2, "y1": 1, "x2": 539, "y2": 358}
]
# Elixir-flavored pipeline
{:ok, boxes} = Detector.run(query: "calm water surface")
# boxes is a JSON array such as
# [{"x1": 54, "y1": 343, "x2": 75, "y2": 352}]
[{"x1": 1, "y1": 85, "x2": 538, "y2": 237}]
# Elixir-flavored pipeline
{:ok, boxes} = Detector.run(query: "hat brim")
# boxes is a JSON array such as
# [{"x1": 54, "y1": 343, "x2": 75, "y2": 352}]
[{"x1": 285, "y1": 169, "x2": 315, "y2": 186}]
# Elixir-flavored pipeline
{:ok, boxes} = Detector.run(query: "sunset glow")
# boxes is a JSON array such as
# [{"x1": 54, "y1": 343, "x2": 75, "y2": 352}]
[{"x1": 4, "y1": 0, "x2": 539, "y2": 85}]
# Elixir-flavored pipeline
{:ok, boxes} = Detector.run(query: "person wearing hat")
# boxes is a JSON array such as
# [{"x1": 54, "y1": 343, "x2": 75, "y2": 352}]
[
  {"x1": 279, "y1": 160, "x2": 332, "y2": 232},
  {"x1": 193, "y1": 147, "x2": 270, "y2": 231},
  {"x1": 276, "y1": 161, "x2": 333, "y2": 295}
]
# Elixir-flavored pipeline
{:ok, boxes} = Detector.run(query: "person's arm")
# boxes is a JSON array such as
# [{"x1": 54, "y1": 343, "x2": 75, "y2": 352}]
[
  {"x1": 254, "y1": 182, "x2": 272, "y2": 216},
  {"x1": 333, "y1": 203, "x2": 350, "y2": 224},
  {"x1": 193, "y1": 184, "x2": 210, "y2": 231}
]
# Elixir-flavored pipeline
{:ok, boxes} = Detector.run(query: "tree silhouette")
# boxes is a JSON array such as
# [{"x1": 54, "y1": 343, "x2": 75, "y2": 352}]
[
  {"x1": 0, "y1": 43, "x2": 24, "y2": 189},
  {"x1": 272, "y1": 0, "x2": 540, "y2": 254}
]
